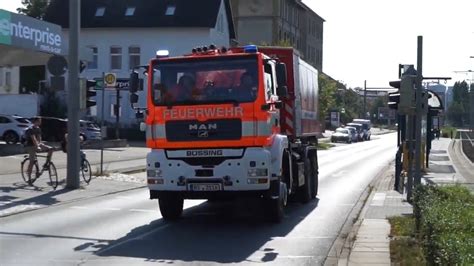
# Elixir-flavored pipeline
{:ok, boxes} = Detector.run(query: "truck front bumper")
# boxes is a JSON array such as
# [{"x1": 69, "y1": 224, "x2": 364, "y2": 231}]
[{"x1": 146, "y1": 148, "x2": 273, "y2": 195}]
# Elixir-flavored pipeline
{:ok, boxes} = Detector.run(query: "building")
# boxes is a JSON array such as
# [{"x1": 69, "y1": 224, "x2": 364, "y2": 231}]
[
  {"x1": 44, "y1": 0, "x2": 236, "y2": 126},
  {"x1": 0, "y1": 8, "x2": 66, "y2": 117},
  {"x1": 230, "y1": 0, "x2": 324, "y2": 71}
]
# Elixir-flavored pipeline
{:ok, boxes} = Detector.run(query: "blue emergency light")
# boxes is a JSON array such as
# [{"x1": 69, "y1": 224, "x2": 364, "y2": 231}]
[{"x1": 244, "y1": 45, "x2": 258, "y2": 53}]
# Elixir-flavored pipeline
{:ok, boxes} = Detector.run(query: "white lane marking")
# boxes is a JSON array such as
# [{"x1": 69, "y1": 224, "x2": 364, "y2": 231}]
[
  {"x1": 95, "y1": 224, "x2": 171, "y2": 255},
  {"x1": 272, "y1": 236, "x2": 333, "y2": 240},
  {"x1": 70, "y1": 206, "x2": 121, "y2": 211},
  {"x1": 370, "y1": 192, "x2": 386, "y2": 206},
  {"x1": 0, "y1": 204, "x2": 45, "y2": 216},
  {"x1": 129, "y1": 209, "x2": 155, "y2": 213},
  {"x1": 0, "y1": 201, "x2": 12, "y2": 206},
  {"x1": 115, "y1": 196, "x2": 134, "y2": 200}
]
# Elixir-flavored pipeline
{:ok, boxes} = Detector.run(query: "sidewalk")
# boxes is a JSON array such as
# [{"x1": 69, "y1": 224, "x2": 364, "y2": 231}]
[
  {"x1": 341, "y1": 137, "x2": 468, "y2": 265},
  {"x1": 0, "y1": 160, "x2": 147, "y2": 217}
]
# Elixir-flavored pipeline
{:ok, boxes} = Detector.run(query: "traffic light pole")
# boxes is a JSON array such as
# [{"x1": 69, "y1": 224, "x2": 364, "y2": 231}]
[
  {"x1": 66, "y1": 0, "x2": 80, "y2": 189},
  {"x1": 414, "y1": 36, "x2": 423, "y2": 187},
  {"x1": 100, "y1": 72, "x2": 105, "y2": 175}
]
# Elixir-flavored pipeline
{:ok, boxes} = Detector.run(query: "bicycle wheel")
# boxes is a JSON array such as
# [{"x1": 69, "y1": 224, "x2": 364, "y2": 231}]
[
  {"x1": 47, "y1": 162, "x2": 58, "y2": 189},
  {"x1": 21, "y1": 158, "x2": 39, "y2": 185},
  {"x1": 81, "y1": 159, "x2": 92, "y2": 184}
]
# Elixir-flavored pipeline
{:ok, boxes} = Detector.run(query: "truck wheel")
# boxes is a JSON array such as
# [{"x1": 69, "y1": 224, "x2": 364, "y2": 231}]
[
  {"x1": 310, "y1": 153, "x2": 319, "y2": 198},
  {"x1": 298, "y1": 157, "x2": 313, "y2": 203},
  {"x1": 158, "y1": 194, "x2": 184, "y2": 221},
  {"x1": 266, "y1": 181, "x2": 287, "y2": 223}
]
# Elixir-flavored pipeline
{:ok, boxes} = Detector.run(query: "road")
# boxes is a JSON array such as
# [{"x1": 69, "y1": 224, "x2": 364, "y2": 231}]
[{"x1": 0, "y1": 133, "x2": 397, "y2": 266}]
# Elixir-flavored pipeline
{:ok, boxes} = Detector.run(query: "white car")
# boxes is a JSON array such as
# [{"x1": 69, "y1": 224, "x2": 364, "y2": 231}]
[
  {"x1": 80, "y1": 120, "x2": 102, "y2": 140},
  {"x1": 0, "y1": 114, "x2": 32, "y2": 144}
]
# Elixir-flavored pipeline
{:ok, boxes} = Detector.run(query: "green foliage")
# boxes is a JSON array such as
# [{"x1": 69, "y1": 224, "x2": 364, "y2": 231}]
[
  {"x1": 448, "y1": 81, "x2": 471, "y2": 126},
  {"x1": 414, "y1": 185, "x2": 474, "y2": 265},
  {"x1": 17, "y1": 0, "x2": 49, "y2": 19},
  {"x1": 440, "y1": 126, "x2": 457, "y2": 138},
  {"x1": 318, "y1": 74, "x2": 337, "y2": 123},
  {"x1": 389, "y1": 216, "x2": 426, "y2": 265}
]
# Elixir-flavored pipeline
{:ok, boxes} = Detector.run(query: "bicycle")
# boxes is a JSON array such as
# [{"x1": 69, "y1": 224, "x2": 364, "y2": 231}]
[
  {"x1": 80, "y1": 151, "x2": 92, "y2": 184},
  {"x1": 21, "y1": 154, "x2": 58, "y2": 189}
]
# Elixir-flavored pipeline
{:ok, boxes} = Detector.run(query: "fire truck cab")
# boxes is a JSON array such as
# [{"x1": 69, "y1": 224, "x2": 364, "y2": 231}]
[{"x1": 130, "y1": 45, "x2": 319, "y2": 222}]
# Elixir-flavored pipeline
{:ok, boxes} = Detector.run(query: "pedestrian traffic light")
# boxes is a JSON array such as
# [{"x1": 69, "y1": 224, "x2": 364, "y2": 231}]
[{"x1": 388, "y1": 91, "x2": 400, "y2": 110}]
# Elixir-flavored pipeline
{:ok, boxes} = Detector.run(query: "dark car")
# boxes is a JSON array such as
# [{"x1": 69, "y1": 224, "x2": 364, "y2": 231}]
[
  {"x1": 35, "y1": 116, "x2": 68, "y2": 142},
  {"x1": 331, "y1": 128, "x2": 352, "y2": 144},
  {"x1": 346, "y1": 123, "x2": 364, "y2": 141}
]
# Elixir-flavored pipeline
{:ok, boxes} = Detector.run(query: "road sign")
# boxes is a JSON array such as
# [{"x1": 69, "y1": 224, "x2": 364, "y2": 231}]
[
  {"x1": 92, "y1": 78, "x2": 133, "y2": 90},
  {"x1": 104, "y1": 73, "x2": 117, "y2": 88}
]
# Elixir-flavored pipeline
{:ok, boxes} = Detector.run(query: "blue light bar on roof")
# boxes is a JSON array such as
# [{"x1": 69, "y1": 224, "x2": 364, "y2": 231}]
[{"x1": 244, "y1": 45, "x2": 258, "y2": 53}]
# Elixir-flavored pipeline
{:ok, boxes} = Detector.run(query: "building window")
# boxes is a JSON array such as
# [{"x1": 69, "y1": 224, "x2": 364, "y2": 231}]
[
  {"x1": 5, "y1": 71, "x2": 11, "y2": 87},
  {"x1": 110, "y1": 46, "x2": 122, "y2": 70},
  {"x1": 88, "y1": 46, "x2": 98, "y2": 69},
  {"x1": 95, "y1": 7, "x2": 105, "y2": 17},
  {"x1": 166, "y1": 5, "x2": 176, "y2": 15},
  {"x1": 125, "y1": 7, "x2": 135, "y2": 16},
  {"x1": 129, "y1": 46, "x2": 140, "y2": 69}
]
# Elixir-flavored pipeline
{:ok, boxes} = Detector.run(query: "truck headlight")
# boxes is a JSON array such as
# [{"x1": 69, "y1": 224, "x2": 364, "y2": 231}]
[{"x1": 248, "y1": 168, "x2": 268, "y2": 177}]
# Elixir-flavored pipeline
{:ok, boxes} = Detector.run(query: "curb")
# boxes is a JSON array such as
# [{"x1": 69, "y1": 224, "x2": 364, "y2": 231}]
[{"x1": 323, "y1": 162, "x2": 393, "y2": 266}]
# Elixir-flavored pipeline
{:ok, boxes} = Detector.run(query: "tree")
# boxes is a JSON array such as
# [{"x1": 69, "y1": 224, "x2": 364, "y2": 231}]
[
  {"x1": 17, "y1": 0, "x2": 49, "y2": 19},
  {"x1": 447, "y1": 102, "x2": 464, "y2": 127},
  {"x1": 448, "y1": 81, "x2": 470, "y2": 126},
  {"x1": 318, "y1": 74, "x2": 337, "y2": 126}
]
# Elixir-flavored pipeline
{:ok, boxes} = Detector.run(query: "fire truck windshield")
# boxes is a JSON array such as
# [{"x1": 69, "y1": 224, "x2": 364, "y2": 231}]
[{"x1": 151, "y1": 57, "x2": 259, "y2": 106}]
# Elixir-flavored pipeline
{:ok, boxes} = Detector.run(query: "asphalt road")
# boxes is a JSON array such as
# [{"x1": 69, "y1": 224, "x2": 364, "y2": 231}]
[{"x1": 0, "y1": 133, "x2": 397, "y2": 266}]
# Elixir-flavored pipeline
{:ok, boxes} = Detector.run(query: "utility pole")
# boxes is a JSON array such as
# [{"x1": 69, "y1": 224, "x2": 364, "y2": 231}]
[
  {"x1": 414, "y1": 36, "x2": 423, "y2": 187},
  {"x1": 363, "y1": 80, "x2": 367, "y2": 118},
  {"x1": 66, "y1": 0, "x2": 81, "y2": 189},
  {"x1": 115, "y1": 89, "x2": 120, "y2": 139}
]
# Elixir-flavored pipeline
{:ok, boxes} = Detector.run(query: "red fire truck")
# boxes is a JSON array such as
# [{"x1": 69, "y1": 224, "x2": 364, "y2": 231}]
[{"x1": 129, "y1": 45, "x2": 321, "y2": 222}]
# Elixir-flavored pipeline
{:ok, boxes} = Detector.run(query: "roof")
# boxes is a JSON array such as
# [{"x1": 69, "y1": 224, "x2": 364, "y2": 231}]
[{"x1": 44, "y1": 0, "x2": 235, "y2": 38}]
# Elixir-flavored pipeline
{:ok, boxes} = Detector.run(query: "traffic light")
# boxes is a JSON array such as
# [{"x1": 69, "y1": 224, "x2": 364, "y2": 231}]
[
  {"x1": 80, "y1": 79, "x2": 98, "y2": 109},
  {"x1": 388, "y1": 91, "x2": 400, "y2": 110},
  {"x1": 389, "y1": 74, "x2": 416, "y2": 115},
  {"x1": 86, "y1": 80, "x2": 97, "y2": 108}
]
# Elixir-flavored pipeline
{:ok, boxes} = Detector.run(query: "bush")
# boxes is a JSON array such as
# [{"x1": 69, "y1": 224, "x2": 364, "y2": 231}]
[
  {"x1": 414, "y1": 185, "x2": 474, "y2": 265},
  {"x1": 440, "y1": 126, "x2": 457, "y2": 138}
]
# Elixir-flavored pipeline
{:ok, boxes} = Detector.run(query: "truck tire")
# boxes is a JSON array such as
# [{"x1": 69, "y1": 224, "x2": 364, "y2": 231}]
[
  {"x1": 299, "y1": 156, "x2": 313, "y2": 203},
  {"x1": 266, "y1": 181, "x2": 287, "y2": 223},
  {"x1": 310, "y1": 153, "x2": 319, "y2": 198},
  {"x1": 158, "y1": 194, "x2": 184, "y2": 221}
]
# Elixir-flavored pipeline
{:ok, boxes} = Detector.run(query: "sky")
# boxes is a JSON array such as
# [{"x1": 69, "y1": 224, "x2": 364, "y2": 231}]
[{"x1": 1, "y1": 0, "x2": 473, "y2": 88}]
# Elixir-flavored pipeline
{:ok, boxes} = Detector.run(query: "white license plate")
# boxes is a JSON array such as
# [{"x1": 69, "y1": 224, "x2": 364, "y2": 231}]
[{"x1": 188, "y1": 183, "x2": 222, "y2": 191}]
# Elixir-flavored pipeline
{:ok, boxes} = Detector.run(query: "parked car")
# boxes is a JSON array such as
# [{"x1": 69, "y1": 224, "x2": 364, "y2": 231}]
[
  {"x1": 80, "y1": 120, "x2": 102, "y2": 140},
  {"x1": 331, "y1": 128, "x2": 352, "y2": 143},
  {"x1": 346, "y1": 123, "x2": 364, "y2": 141},
  {"x1": 345, "y1": 126, "x2": 359, "y2": 143},
  {"x1": 352, "y1": 119, "x2": 372, "y2": 140},
  {"x1": 0, "y1": 114, "x2": 32, "y2": 144}
]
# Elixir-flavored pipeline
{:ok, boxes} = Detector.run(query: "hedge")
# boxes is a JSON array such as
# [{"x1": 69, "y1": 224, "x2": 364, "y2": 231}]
[{"x1": 414, "y1": 185, "x2": 474, "y2": 265}]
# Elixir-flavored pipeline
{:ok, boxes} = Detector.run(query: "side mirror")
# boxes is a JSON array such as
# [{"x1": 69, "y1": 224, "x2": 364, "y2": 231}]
[
  {"x1": 130, "y1": 71, "x2": 139, "y2": 93},
  {"x1": 277, "y1": 86, "x2": 288, "y2": 98},
  {"x1": 139, "y1": 122, "x2": 147, "y2": 132},
  {"x1": 276, "y1": 63, "x2": 288, "y2": 87},
  {"x1": 130, "y1": 93, "x2": 139, "y2": 104}
]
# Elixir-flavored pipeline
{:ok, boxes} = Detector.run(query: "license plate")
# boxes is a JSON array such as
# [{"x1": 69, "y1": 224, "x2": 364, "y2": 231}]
[{"x1": 188, "y1": 183, "x2": 222, "y2": 191}]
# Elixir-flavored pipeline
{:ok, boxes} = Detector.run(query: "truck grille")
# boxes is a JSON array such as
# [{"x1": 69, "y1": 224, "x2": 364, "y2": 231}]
[{"x1": 166, "y1": 119, "x2": 241, "y2": 142}]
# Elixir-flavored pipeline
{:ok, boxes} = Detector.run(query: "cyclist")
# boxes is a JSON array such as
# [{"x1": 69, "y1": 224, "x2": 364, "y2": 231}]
[
  {"x1": 25, "y1": 117, "x2": 53, "y2": 179},
  {"x1": 61, "y1": 133, "x2": 86, "y2": 162}
]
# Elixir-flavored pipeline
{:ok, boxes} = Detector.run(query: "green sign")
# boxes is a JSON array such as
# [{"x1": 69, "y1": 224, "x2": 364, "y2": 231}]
[
  {"x1": 0, "y1": 10, "x2": 11, "y2": 45},
  {"x1": 0, "y1": 9, "x2": 64, "y2": 55}
]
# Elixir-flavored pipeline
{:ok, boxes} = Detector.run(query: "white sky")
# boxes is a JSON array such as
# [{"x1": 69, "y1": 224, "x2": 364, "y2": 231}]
[{"x1": 2, "y1": 0, "x2": 473, "y2": 88}]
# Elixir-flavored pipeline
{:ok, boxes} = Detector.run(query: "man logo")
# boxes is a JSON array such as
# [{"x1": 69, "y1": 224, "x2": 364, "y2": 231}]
[{"x1": 189, "y1": 123, "x2": 217, "y2": 131}]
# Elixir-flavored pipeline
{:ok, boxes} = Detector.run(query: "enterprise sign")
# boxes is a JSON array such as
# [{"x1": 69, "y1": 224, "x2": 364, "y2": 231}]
[{"x1": 0, "y1": 9, "x2": 64, "y2": 55}]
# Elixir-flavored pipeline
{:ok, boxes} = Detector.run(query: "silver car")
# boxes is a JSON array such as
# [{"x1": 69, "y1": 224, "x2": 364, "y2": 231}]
[
  {"x1": 345, "y1": 126, "x2": 359, "y2": 142},
  {"x1": 0, "y1": 114, "x2": 32, "y2": 144}
]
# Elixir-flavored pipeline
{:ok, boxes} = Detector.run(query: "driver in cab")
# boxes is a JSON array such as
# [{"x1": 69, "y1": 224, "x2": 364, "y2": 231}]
[{"x1": 163, "y1": 73, "x2": 201, "y2": 102}]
